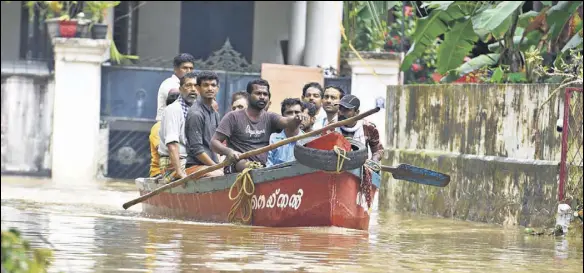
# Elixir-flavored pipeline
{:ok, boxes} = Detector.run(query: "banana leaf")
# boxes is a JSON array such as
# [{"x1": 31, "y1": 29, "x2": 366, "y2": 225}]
[
  {"x1": 436, "y1": 18, "x2": 478, "y2": 74},
  {"x1": 401, "y1": 1, "x2": 478, "y2": 71},
  {"x1": 546, "y1": 1, "x2": 583, "y2": 42},
  {"x1": 471, "y1": 1, "x2": 525, "y2": 42},
  {"x1": 441, "y1": 53, "x2": 500, "y2": 82}
]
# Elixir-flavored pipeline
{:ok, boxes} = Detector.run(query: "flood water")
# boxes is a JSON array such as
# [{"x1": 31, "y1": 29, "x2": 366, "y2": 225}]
[{"x1": 1, "y1": 176, "x2": 583, "y2": 273}]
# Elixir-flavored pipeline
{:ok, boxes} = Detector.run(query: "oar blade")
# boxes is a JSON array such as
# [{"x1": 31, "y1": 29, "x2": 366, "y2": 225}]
[{"x1": 392, "y1": 164, "x2": 450, "y2": 187}]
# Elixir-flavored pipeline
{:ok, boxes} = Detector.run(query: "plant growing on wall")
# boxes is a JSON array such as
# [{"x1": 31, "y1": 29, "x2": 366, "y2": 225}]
[{"x1": 401, "y1": 1, "x2": 583, "y2": 83}]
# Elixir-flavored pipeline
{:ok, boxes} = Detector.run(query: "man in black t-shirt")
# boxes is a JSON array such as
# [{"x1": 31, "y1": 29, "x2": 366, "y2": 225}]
[{"x1": 211, "y1": 79, "x2": 305, "y2": 174}]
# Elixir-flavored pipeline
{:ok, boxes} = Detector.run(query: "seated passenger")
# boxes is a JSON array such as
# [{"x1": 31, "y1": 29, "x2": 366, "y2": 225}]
[
  {"x1": 230, "y1": 91, "x2": 248, "y2": 111},
  {"x1": 301, "y1": 82, "x2": 327, "y2": 130},
  {"x1": 185, "y1": 71, "x2": 224, "y2": 177},
  {"x1": 149, "y1": 89, "x2": 180, "y2": 177},
  {"x1": 337, "y1": 95, "x2": 384, "y2": 162},
  {"x1": 301, "y1": 101, "x2": 317, "y2": 133},
  {"x1": 210, "y1": 79, "x2": 306, "y2": 174},
  {"x1": 266, "y1": 98, "x2": 306, "y2": 167}
]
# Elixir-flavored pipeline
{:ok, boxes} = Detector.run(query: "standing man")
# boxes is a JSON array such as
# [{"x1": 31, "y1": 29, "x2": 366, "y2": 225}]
[
  {"x1": 321, "y1": 85, "x2": 345, "y2": 128},
  {"x1": 184, "y1": 71, "x2": 224, "y2": 177},
  {"x1": 156, "y1": 53, "x2": 195, "y2": 121},
  {"x1": 266, "y1": 98, "x2": 305, "y2": 167},
  {"x1": 301, "y1": 82, "x2": 327, "y2": 130},
  {"x1": 337, "y1": 95, "x2": 384, "y2": 162},
  {"x1": 210, "y1": 79, "x2": 306, "y2": 174},
  {"x1": 158, "y1": 72, "x2": 198, "y2": 182},
  {"x1": 149, "y1": 88, "x2": 180, "y2": 177}
]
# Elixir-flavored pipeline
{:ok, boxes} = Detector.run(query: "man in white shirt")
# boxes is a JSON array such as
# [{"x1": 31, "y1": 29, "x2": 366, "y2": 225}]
[
  {"x1": 155, "y1": 53, "x2": 195, "y2": 121},
  {"x1": 301, "y1": 82, "x2": 327, "y2": 130}
]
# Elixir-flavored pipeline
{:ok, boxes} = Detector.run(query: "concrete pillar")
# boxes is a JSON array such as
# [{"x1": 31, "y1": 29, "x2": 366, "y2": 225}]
[
  {"x1": 346, "y1": 52, "x2": 402, "y2": 149},
  {"x1": 287, "y1": 1, "x2": 307, "y2": 65},
  {"x1": 51, "y1": 38, "x2": 110, "y2": 184},
  {"x1": 303, "y1": 1, "x2": 343, "y2": 69}
]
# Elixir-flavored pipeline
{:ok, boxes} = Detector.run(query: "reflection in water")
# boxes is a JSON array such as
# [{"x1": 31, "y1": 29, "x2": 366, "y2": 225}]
[{"x1": 1, "y1": 177, "x2": 583, "y2": 273}]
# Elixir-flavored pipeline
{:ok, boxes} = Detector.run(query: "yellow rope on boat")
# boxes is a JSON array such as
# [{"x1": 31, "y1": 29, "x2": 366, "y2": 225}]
[
  {"x1": 324, "y1": 145, "x2": 351, "y2": 174},
  {"x1": 227, "y1": 161, "x2": 262, "y2": 224}
]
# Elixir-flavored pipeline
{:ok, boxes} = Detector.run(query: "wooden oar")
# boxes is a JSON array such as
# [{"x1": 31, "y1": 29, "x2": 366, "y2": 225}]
[
  {"x1": 122, "y1": 107, "x2": 381, "y2": 210},
  {"x1": 379, "y1": 164, "x2": 450, "y2": 187}
]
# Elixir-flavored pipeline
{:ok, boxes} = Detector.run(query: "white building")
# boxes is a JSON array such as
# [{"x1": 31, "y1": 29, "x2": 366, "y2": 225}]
[{"x1": 1, "y1": 1, "x2": 343, "y2": 70}]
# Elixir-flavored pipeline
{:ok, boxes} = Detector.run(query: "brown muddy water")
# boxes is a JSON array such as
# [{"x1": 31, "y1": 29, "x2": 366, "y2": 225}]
[{"x1": 1, "y1": 176, "x2": 582, "y2": 273}]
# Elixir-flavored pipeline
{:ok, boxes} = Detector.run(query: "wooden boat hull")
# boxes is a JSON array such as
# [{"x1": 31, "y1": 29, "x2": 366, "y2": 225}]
[{"x1": 135, "y1": 162, "x2": 380, "y2": 231}]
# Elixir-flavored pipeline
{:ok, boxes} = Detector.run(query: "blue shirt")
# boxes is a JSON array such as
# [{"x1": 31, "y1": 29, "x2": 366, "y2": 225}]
[{"x1": 266, "y1": 130, "x2": 304, "y2": 167}]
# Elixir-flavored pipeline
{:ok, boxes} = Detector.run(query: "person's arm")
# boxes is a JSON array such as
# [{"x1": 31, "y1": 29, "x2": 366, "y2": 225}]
[
  {"x1": 156, "y1": 81, "x2": 170, "y2": 120},
  {"x1": 167, "y1": 142, "x2": 186, "y2": 178},
  {"x1": 186, "y1": 110, "x2": 216, "y2": 166},
  {"x1": 211, "y1": 112, "x2": 235, "y2": 157},
  {"x1": 367, "y1": 124, "x2": 384, "y2": 162},
  {"x1": 274, "y1": 113, "x2": 303, "y2": 131}
]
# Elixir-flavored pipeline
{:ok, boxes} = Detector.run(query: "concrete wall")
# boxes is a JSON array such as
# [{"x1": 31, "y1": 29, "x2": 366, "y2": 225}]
[
  {"x1": 1, "y1": 71, "x2": 54, "y2": 176},
  {"x1": 382, "y1": 84, "x2": 566, "y2": 228},
  {"x1": 251, "y1": 1, "x2": 291, "y2": 64},
  {"x1": 347, "y1": 52, "x2": 402, "y2": 149},
  {"x1": 136, "y1": 1, "x2": 181, "y2": 63},
  {"x1": 1, "y1": 1, "x2": 22, "y2": 61}
]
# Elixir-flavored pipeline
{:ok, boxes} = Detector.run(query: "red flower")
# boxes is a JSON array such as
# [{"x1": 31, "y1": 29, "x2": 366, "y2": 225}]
[
  {"x1": 411, "y1": 63, "x2": 423, "y2": 72},
  {"x1": 419, "y1": 76, "x2": 427, "y2": 82},
  {"x1": 387, "y1": 40, "x2": 393, "y2": 46},
  {"x1": 405, "y1": 6, "x2": 413, "y2": 17}
]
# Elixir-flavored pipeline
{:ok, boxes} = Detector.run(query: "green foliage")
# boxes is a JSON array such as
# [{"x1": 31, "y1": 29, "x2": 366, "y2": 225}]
[
  {"x1": 342, "y1": 1, "x2": 397, "y2": 52},
  {"x1": 401, "y1": 1, "x2": 483, "y2": 72},
  {"x1": 24, "y1": 1, "x2": 80, "y2": 21},
  {"x1": 84, "y1": 1, "x2": 120, "y2": 23},
  {"x1": 436, "y1": 18, "x2": 478, "y2": 74},
  {"x1": 2, "y1": 228, "x2": 54, "y2": 273},
  {"x1": 403, "y1": 1, "x2": 584, "y2": 83}
]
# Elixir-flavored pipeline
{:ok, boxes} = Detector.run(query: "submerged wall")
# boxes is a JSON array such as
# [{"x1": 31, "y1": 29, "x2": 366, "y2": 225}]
[
  {"x1": 1, "y1": 63, "x2": 54, "y2": 176},
  {"x1": 381, "y1": 84, "x2": 566, "y2": 228}
]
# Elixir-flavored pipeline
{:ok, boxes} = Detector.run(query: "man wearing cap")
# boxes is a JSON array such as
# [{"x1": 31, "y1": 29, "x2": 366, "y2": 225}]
[{"x1": 337, "y1": 95, "x2": 384, "y2": 162}]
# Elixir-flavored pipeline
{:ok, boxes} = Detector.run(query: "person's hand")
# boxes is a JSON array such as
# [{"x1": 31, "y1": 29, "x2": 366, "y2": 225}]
[
  {"x1": 177, "y1": 171, "x2": 188, "y2": 180},
  {"x1": 294, "y1": 114, "x2": 308, "y2": 126},
  {"x1": 226, "y1": 149, "x2": 242, "y2": 165},
  {"x1": 299, "y1": 113, "x2": 310, "y2": 130}
]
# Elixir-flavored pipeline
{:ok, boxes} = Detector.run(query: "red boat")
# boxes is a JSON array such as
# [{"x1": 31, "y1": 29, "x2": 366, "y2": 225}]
[{"x1": 134, "y1": 161, "x2": 380, "y2": 231}]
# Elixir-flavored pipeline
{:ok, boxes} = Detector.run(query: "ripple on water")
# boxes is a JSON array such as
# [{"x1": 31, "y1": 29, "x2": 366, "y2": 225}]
[{"x1": 1, "y1": 177, "x2": 583, "y2": 273}]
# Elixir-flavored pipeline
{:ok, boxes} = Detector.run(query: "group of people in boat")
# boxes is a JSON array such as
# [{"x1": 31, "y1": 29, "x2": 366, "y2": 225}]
[{"x1": 149, "y1": 53, "x2": 384, "y2": 183}]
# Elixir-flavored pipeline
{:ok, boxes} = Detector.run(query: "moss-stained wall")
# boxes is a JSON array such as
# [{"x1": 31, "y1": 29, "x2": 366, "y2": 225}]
[
  {"x1": 386, "y1": 84, "x2": 562, "y2": 161},
  {"x1": 383, "y1": 84, "x2": 566, "y2": 228}
]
